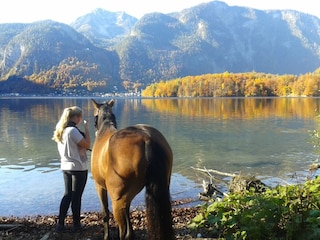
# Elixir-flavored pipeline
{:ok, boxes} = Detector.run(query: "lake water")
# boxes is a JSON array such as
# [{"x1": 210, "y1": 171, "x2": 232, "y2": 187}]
[{"x1": 0, "y1": 97, "x2": 319, "y2": 217}]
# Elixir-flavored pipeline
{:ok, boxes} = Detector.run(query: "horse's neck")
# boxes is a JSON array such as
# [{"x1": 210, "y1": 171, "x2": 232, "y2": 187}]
[
  {"x1": 97, "y1": 124, "x2": 117, "y2": 137},
  {"x1": 108, "y1": 125, "x2": 117, "y2": 133}
]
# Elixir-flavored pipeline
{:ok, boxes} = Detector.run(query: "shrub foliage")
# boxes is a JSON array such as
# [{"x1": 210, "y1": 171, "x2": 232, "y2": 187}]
[{"x1": 189, "y1": 177, "x2": 320, "y2": 239}]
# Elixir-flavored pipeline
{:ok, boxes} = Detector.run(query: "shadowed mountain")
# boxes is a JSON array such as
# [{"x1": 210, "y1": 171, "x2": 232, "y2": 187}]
[{"x1": 0, "y1": 1, "x2": 319, "y2": 93}]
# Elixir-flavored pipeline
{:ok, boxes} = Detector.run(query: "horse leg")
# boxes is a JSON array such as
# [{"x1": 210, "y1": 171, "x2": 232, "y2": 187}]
[
  {"x1": 96, "y1": 184, "x2": 110, "y2": 240},
  {"x1": 112, "y1": 199, "x2": 132, "y2": 240}
]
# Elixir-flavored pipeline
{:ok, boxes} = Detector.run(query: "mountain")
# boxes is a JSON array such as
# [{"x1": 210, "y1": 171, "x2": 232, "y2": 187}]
[
  {"x1": 0, "y1": 20, "x2": 120, "y2": 92},
  {"x1": 0, "y1": 1, "x2": 319, "y2": 94},
  {"x1": 70, "y1": 9, "x2": 138, "y2": 49},
  {"x1": 113, "y1": 1, "x2": 320, "y2": 85}
]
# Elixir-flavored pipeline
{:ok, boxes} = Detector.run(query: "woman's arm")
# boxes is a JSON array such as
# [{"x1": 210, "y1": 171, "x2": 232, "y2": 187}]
[{"x1": 77, "y1": 120, "x2": 91, "y2": 149}]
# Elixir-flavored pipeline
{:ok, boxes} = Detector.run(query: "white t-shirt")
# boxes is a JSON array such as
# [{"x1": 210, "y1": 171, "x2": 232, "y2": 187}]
[{"x1": 58, "y1": 127, "x2": 88, "y2": 171}]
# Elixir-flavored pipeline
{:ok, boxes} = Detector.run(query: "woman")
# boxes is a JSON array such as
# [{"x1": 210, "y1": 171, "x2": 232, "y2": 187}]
[{"x1": 52, "y1": 106, "x2": 91, "y2": 232}]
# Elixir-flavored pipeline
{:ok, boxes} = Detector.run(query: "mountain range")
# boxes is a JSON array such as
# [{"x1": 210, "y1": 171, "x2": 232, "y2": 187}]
[{"x1": 0, "y1": 1, "x2": 319, "y2": 94}]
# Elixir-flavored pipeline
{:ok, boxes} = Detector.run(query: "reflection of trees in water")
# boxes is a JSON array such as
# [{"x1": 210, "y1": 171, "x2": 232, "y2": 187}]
[
  {"x1": 0, "y1": 98, "x2": 95, "y2": 166},
  {"x1": 141, "y1": 98, "x2": 320, "y2": 120},
  {"x1": 0, "y1": 98, "x2": 146, "y2": 168},
  {"x1": 0, "y1": 98, "x2": 317, "y2": 177},
  {"x1": 140, "y1": 98, "x2": 317, "y2": 181}
]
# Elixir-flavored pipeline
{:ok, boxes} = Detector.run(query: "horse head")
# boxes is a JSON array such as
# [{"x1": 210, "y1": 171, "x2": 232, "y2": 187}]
[{"x1": 91, "y1": 99, "x2": 117, "y2": 132}]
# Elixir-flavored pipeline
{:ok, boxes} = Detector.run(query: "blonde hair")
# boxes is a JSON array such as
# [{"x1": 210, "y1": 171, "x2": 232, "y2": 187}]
[{"x1": 52, "y1": 106, "x2": 83, "y2": 143}]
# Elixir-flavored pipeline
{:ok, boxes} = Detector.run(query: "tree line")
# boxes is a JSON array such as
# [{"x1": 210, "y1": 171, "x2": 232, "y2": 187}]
[
  {"x1": 141, "y1": 69, "x2": 320, "y2": 97},
  {"x1": 28, "y1": 57, "x2": 108, "y2": 92}
]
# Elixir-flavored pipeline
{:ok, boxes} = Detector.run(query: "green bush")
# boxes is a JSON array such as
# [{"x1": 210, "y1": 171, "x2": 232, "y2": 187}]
[{"x1": 189, "y1": 177, "x2": 320, "y2": 239}]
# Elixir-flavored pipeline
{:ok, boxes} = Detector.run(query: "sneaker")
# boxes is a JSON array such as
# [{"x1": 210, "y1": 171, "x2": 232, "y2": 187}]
[
  {"x1": 55, "y1": 224, "x2": 66, "y2": 233},
  {"x1": 71, "y1": 224, "x2": 84, "y2": 233}
]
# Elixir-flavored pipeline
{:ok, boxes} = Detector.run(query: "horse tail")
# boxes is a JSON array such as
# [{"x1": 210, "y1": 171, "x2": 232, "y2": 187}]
[{"x1": 145, "y1": 140, "x2": 174, "y2": 240}]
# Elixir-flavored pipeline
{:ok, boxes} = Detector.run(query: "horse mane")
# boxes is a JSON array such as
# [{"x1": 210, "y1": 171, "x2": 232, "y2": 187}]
[{"x1": 96, "y1": 107, "x2": 117, "y2": 135}]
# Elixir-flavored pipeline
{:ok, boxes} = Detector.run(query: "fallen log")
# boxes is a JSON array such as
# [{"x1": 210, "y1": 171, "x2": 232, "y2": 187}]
[
  {"x1": 191, "y1": 166, "x2": 236, "y2": 177},
  {"x1": 192, "y1": 167, "x2": 269, "y2": 200}
]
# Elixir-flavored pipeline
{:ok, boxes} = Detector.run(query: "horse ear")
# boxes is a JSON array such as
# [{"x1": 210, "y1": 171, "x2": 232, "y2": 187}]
[
  {"x1": 108, "y1": 99, "x2": 115, "y2": 107},
  {"x1": 91, "y1": 99, "x2": 100, "y2": 109}
]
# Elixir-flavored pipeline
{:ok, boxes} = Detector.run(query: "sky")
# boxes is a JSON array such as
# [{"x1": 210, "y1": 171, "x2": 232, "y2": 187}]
[{"x1": 0, "y1": 0, "x2": 319, "y2": 24}]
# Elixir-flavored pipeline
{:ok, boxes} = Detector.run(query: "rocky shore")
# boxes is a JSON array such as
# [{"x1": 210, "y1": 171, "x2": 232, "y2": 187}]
[{"x1": 0, "y1": 205, "x2": 213, "y2": 240}]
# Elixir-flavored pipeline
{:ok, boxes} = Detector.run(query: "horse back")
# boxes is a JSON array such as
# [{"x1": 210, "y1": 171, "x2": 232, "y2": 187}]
[
  {"x1": 108, "y1": 124, "x2": 173, "y2": 185},
  {"x1": 113, "y1": 124, "x2": 172, "y2": 161},
  {"x1": 91, "y1": 124, "x2": 172, "y2": 192}
]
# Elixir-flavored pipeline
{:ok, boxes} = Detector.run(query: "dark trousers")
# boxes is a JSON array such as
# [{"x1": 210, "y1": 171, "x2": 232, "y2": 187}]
[{"x1": 58, "y1": 170, "x2": 88, "y2": 226}]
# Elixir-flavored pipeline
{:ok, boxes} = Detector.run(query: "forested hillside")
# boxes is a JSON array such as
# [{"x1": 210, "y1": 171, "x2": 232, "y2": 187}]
[
  {"x1": 0, "y1": 21, "x2": 120, "y2": 93},
  {"x1": 142, "y1": 69, "x2": 320, "y2": 97},
  {"x1": 115, "y1": 1, "x2": 320, "y2": 86}
]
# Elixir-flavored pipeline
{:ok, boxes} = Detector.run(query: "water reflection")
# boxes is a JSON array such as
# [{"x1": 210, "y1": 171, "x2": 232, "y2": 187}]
[
  {"x1": 0, "y1": 97, "x2": 319, "y2": 216},
  {"x1": 141, "y1": 97, "x2": 320, "y2": 119}
]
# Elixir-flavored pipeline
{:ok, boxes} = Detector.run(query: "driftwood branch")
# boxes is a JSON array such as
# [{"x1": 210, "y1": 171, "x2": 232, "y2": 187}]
[
  {"x1": 192, "y1": 166, "x2": 269, "y2": 201},
  {"x1": 191, "y1": 166, "x2": 237, "y2": 177},
  {"x1": 309, "y1": 163, "x2": 320, "y2": 171}
]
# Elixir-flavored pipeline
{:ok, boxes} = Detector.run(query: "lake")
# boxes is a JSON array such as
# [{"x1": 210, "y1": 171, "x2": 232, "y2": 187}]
[{"x1": 0, "y1": 97, "x2": 319, "y2": 217}]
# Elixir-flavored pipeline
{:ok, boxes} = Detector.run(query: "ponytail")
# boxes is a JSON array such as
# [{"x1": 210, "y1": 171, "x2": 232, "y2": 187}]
[{"x1": 52, "y1": 106, "x2": 83, "y2": 143}]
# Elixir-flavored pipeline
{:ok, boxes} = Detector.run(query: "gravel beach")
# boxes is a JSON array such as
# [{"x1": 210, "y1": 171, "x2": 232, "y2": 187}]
[{"x1": 0, "y1": 205, "x2": 214, "y2": 240}]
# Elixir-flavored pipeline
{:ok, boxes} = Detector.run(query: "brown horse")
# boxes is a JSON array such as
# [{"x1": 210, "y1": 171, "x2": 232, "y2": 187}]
[{"x1": 91, "y1": 99, "x2": 174, "y2": 240}]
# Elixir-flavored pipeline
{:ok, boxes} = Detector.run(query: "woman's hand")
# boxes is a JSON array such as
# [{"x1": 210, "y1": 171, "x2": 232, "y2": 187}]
[
  {"x1": 84, "y1": 120, "x2": 89, "y2": 130},
  {"x1": 78, "y1": 120, "x2": 91, "y2": 149}
]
